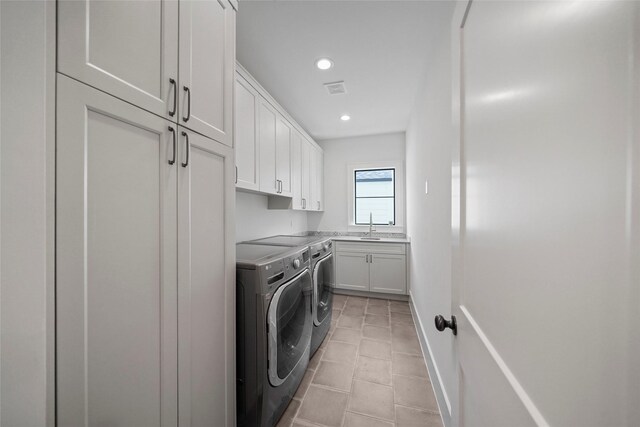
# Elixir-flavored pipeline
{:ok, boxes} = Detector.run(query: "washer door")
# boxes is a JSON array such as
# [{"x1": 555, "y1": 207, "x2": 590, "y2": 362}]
[
  {"x1": 267, "y1": 269, "x2": 312, "y2": 387},
  {"x1": 313, "y1": 253, "x2": 334, "y2": 327}
]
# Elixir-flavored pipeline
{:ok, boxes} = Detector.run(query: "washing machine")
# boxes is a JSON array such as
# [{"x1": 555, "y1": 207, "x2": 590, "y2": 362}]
[
  {"x1": 247, "y1": 235, "x2": 334, "y2": 356},
  {"x1": 236, "y1": 243, "x2": 312, "y2": 427}
]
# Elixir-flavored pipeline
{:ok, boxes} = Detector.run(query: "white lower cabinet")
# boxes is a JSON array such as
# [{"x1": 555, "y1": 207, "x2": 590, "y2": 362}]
[
  {"x1": 177, "y1": 128, "x2": 235, "y2": 426},
  {"x1": 335, "y1": 242, "x2": 408, "y2": 295},
  {"x1": 369, "y1": 254, "x2": 407, "y2": 294},
  {"x1": 56, "y1": 75, "x2": 234, "y2": 426},
  {"x1": 335, "y1": 252, "x2": 370, "y2": 291}
]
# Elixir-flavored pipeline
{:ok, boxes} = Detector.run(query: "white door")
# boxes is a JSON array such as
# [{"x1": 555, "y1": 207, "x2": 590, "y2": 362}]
[
  {"x1": 450, "y1": 2, "x2": 639, "y2": 426},
  {"x1": 369, "y1": 254, "x2": 406, "y2": 295},
  {"x1": 335, "y1": 252, "x2": 370, "y2": 291},
  {"x1": 58, "y1": 0, "x2": 178, "y2": 120},
  {"x1": 179, "y1": 0, "x2": 235, "y2": 146},
  {"x1": 56, "y1": 74, "x2": 178, "y2": 427},
  {"x1": 235, "y1": 74, "x2": 259, "y2": 191},
  {"x1": 258, "y1": 99, "x2": 278, "y2": 194},
  {"x1": 275, "y1": 115, "x2": 292, "y2": 197},
  {"x1": 291, "y1": 130, "x2": 304, "y2": 210},
  {"x1": 177, "y1": 128, "x2": 235, "y2": 427},
  {"x1": 301, "y1": 139, "x2": 311, "y2": 209}
]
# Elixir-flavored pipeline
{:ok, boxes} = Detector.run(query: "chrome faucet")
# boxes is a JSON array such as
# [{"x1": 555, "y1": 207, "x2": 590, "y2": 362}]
[{"x1": 368, "y1": 212, "x2": 376, "y2": 237}]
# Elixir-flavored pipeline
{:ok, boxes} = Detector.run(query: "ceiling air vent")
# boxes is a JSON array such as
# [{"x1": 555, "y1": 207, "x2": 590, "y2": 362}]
[{"x1": 324, "y1": 81, "x2": 347, "y2": 95}]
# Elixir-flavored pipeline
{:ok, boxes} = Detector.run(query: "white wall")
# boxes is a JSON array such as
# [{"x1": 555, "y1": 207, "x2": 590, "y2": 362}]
[
  {"x1": 235, "y1": 191, "x2": 309, "y2": 242},
  {"x1": 404, "y1": 12, "x2": 456, "y2": 427},
  {"x1": 308, "y1": 132, "x2": 405, "y2": 233},
  {"x1": 0, "y1": 1, "x2": 55, "y2": 425}
]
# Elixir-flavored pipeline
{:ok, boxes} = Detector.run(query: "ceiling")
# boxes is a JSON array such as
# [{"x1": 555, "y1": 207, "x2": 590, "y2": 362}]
[{"x1": 236, "y1": 1, "x2": 455, "y2": 141}]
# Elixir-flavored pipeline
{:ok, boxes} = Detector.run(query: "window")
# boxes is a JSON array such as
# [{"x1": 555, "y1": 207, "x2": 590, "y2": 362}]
[{"x1": 354, "y1": 168, "x2": 396, "y2": 225}]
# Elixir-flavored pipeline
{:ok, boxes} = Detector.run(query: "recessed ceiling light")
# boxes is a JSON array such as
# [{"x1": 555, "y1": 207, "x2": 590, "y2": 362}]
[
  {"x1": 316, "y1": 58, "x2": 333, "y2": 70},
  {"x1": 340, "y1": 114, "x2": 351, "y2": 121}
]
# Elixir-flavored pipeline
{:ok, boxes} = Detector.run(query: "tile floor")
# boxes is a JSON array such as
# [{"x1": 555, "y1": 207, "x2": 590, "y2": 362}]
[{"x1": 276, "y1": 295, "x2": 444, "y2": 427}]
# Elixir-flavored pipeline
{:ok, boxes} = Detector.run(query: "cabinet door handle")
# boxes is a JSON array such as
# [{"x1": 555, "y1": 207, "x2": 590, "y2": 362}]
[
  {"x1": 235, "y1": 166, "x2": 238, "y2": 184},
  {"x1": 181, "y1": 131, "x2": 190, "y2": 167},
  {"x1": 369, "y1": 254, "x2": 373, "y2": 263},
  {"x1": 183, "y1": 86, "x2": 191, "y2": 122},
  {"x1": 169, "y1": 78, "x2": 177, "y2": 117},
  {"x1": 317, "y1": 201, "x2": 320, "y2": 210},
  {"x1": 365, "y1": 255, "x2": 368, "y2": 263},
  {"x1": 168, "y1": 126, "x2": 176, "y2": 165}
]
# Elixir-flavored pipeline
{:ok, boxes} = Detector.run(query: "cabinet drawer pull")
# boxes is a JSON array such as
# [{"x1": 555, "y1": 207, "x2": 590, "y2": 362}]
[
  {"x1": 169, "y1": 78, "x2": 177, "y2": 117},
  {"x1": 183, "y1": 86, "x2": 191, "y2": 122},
  {"x1": 181, "y1": 131, "x2": 190, "y2": 167},
  {"x1": 168, "y1": 126, "x2": 176, "y2": 165}
]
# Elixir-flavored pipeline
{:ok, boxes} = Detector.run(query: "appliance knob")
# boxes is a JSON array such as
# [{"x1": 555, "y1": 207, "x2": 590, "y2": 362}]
[
  {"x1": 293, "y1": 259, "x2": 301, "y2": 269},
  {"x1": 323, "y1": 244, "x2": 329, "y2": 252}
]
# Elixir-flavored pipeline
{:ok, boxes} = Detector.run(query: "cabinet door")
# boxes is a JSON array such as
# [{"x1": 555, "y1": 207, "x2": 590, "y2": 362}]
[
  {"x1": 258, "y1": 100, "x2": 278, "y2": 194},
  {"x1": 275, "y1": 115, "x2": 292, "y2": 197},
  {"x1": 301, "y1": 139, "x2": 311, "y2": 209},
  {"x1": 56, "y1": 75, "x2": 178, "y2": 427},
  {"x1": 179, "y1": 0, "x2": 235, "y2": 146},
  {"x1": 370, "y1": 254, "x2": 407, "y2": 294},
  {"x1": 315, "y1": 147, "x2": 324, "y2": 211},
  {"x1": 235, "y1": 75, "x2": 259, "y2": 191},
  {"x1": 58, "y1": 0, "x2": 178, "y2": 120},
  {"x1": 178, "y1": 129, "x2": 235, "y2": 427},
  {"x1": 335, "y1": 252, "x2": 370, "y2": 291},
  {"x1": 291, "y1": 130, "x2": 304, "y2": 209},
  {"x1": 309, "y1": 141, "x2": 317, "y2": 209}
]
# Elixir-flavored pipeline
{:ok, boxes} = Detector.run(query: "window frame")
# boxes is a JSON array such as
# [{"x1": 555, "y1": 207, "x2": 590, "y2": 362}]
[
  {"x1": 353, "y1": 168, "x2": 396, "y2": 226},
  {"x1": 347, "y1": 161, "x2": 405, "y2": 232}
]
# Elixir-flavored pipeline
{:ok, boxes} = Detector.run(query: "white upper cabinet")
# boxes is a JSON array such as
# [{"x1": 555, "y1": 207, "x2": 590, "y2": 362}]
[
  {"x1": 179, "y1": 0, "x2": 235, "y2": 146},
  {"x1": 290, "y1": 131, "x2": 304, "y2": 210},
  {"x1": 301, "y1": 139, "x2": 312, "y2": 210},
  {"x1": 314, "y1": 146, "x2": 324, "y2": 211},
  {"x1": 258, "y1": 99, "x2": 278, "y2": 194},
  {"x1": 235, "y1": 74, "x2": 259, "y2": 191},
  {"x1": 236, "y1": 64, "x2": 323, "y2": 205},
  {"x1": 59, "y1": 0, "x2": 236, "y2": 145},
  {"x1": 275, "y1": 116, "x2": 292, "y2": 197},
  {"x1": 309, "y1": 141, "x2": 318, "y2": 210},
  {"x1": 58, "y1": 0, "x2": 179, "y2": 120}
]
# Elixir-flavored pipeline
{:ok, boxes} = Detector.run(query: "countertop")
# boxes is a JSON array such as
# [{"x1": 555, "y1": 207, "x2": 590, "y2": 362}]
[{"x1": 330, "y1": 236, "x2": 411, "y2": 244}]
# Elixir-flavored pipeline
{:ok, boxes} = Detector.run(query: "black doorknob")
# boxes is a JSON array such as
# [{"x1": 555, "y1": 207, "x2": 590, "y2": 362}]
[{"x1": 434, "y1": 315, "x2": 457, "y2": 335}]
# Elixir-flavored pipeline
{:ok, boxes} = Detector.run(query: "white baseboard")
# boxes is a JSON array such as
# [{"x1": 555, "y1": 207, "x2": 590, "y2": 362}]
[{"x1": 409, "y1": 291, "x2": 452, "y2": 427}]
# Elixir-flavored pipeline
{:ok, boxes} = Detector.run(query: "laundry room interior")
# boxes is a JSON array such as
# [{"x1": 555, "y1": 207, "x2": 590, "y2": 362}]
[{"x1": 2, "y1": 1, "x2": 639, "y2": 427}]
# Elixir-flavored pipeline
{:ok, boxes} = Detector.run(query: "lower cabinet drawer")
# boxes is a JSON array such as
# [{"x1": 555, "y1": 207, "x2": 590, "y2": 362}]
[{"x1": 335, "y1": 241, "x2": 406, "y2": 255}]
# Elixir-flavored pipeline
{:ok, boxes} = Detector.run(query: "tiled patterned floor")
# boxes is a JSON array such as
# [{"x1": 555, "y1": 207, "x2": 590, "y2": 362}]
[{"x1": 276, "y1": 295, "x2": 444, "y2": 427}]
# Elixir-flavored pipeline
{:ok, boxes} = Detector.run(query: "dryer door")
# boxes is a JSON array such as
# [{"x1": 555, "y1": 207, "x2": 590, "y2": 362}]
[
  {"x1": 267, "y1": 269, "x2": 312, "y2": 387},
  {"x1": 313, "y1": 253, "x2": 334, "y2": 327}
]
